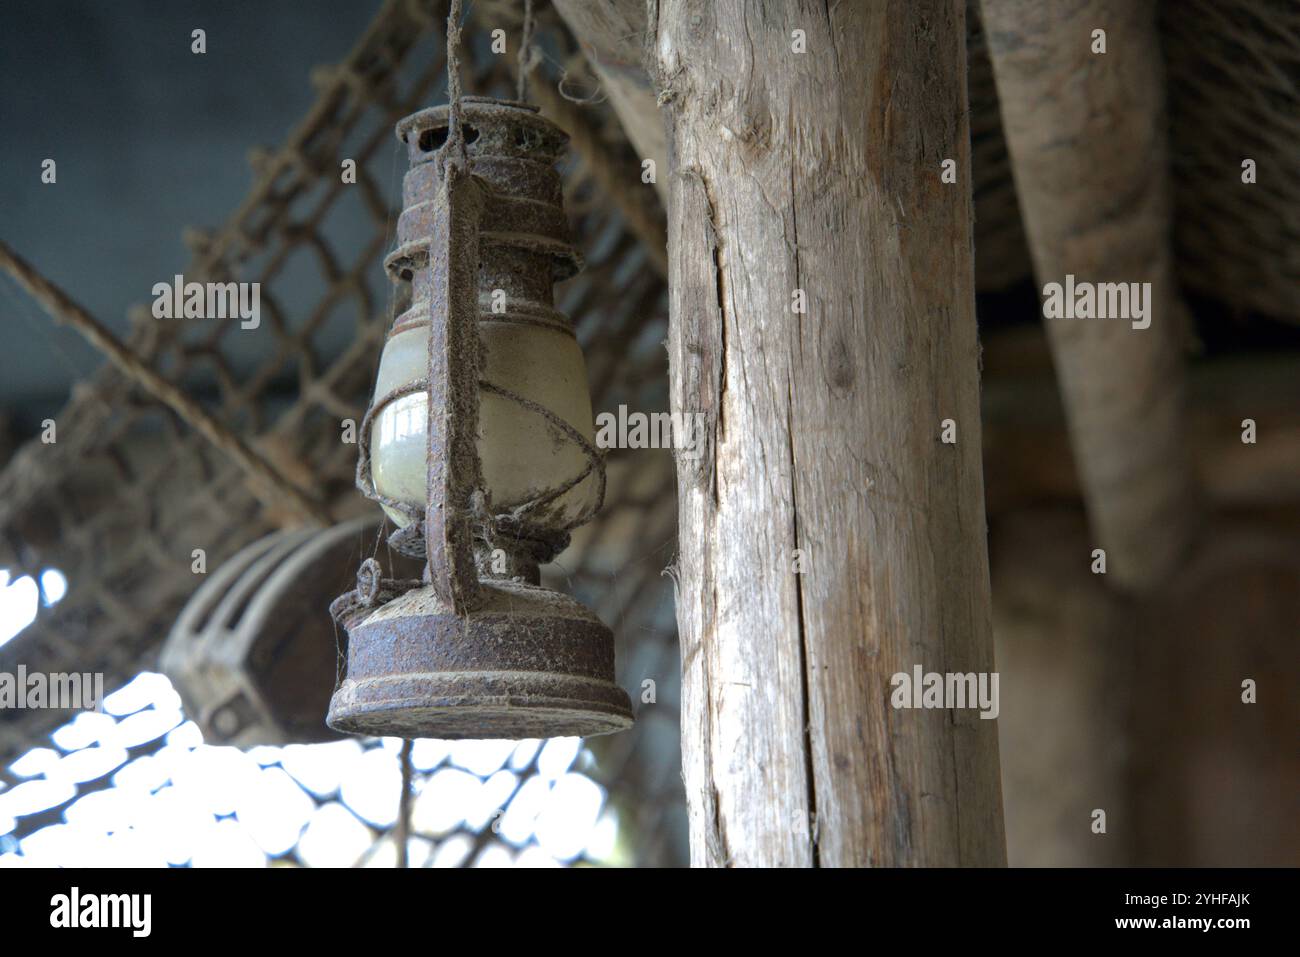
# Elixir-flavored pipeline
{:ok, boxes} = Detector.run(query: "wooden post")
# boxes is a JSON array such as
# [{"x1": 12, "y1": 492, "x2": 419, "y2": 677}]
[
  {"x1": 978, "y1": 0, "x2": 1197, "y2": 591},
  {"x1": 654, "y1": 1, "x2": 1005, "y2": 866}
]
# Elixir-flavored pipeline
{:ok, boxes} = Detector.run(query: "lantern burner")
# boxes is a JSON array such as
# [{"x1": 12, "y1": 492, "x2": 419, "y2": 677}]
[{"x1": 329, "y1": 579, "x2": 632, "y2": 739}]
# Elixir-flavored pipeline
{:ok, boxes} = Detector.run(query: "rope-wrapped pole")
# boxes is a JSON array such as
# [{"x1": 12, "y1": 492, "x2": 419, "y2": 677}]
[
  {"x1": 423, "y1": 0, "x2": 485, "y2": 615},
  {"x1": 424, "y1": 163, "x2": 486, "y2": 614}
]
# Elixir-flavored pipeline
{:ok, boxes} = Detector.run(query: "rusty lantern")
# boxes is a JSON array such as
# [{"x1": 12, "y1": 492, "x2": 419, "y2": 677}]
[{"x1": 327, "y1": 97, "x2": 633, "y2": 740}]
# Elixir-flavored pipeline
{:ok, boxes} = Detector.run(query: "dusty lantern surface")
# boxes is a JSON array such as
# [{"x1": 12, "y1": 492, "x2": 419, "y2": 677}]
[{"x1": 327, "y1": 97, "x2": 634, "y2": 740}]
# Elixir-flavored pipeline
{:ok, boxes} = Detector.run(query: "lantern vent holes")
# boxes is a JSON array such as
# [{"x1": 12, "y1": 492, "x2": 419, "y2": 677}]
[{"x1": 417, "y1": 124, "x2": 479, "y2": 153}]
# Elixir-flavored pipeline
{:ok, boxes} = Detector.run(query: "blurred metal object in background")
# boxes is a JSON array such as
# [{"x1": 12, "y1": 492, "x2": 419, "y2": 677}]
[{"x1": 162, "y1": 517, "x2": 415, "y2": 746}]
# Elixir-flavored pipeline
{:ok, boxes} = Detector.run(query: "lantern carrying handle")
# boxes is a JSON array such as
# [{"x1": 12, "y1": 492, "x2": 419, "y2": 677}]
[{"x1": 424, "y1": 161, "x2": 486, "y2": 614}]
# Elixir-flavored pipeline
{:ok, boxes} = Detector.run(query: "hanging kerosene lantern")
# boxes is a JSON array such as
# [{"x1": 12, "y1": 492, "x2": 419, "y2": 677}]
[{"x1": 327, "y1": 94, "x2": 633, "y2": 740}]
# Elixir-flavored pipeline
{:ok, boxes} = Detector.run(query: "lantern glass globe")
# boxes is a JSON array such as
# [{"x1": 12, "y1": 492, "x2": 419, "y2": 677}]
[{"x1": 369, "y1": 319, "x2": 599, "y2": 532}]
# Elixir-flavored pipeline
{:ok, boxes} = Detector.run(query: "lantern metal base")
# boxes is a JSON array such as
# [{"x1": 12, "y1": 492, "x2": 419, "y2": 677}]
[{"x1": 327, "y1": 579, "x2": 633, "y2": 740}]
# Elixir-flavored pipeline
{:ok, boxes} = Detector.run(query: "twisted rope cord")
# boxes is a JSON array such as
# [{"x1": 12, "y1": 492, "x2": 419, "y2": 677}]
[
  {"x1": 478, "y1": 380, "x2": 606, "y2": 532},
  {"x1": 328, "y1": 556, "x2": 424, "y2": 625},
  {"x1": 440, "y1": 0, "x2": 470, "y2": 175},
  {"x1": 516, "y1": 0, "x2": 537, "y2": 101}
]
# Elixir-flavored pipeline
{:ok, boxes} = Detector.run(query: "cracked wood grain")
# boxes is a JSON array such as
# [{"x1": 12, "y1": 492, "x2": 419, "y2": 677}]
[{"x1": 657, "y1": 0, "x2": 1006, "y2": 866}]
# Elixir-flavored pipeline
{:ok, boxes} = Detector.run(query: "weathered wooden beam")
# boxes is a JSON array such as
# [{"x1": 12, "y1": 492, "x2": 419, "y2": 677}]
[
  {"x1": 551, "y1": 0, "x2": 668, "y2": 202},
  {"x1": 978, "y1": 0, "x2": 1198, "y2": 590},
  {"x1": 656, "y1": 1, "x2": 1005, "y2": 866}
]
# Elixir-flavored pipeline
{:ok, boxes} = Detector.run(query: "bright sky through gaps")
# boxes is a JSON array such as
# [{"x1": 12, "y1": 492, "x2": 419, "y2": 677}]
[
  {"x1": 0, "y1": 568, "x2": 67, "y2": 648},
  {"x1": 0, "y1": 669, "x2": 620, "y2": 867}
]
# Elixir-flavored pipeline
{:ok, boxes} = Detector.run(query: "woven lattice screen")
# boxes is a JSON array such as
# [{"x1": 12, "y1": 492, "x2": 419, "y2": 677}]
[{"x1": 0, "y1": 0, "x2": 684, "y2": 865}]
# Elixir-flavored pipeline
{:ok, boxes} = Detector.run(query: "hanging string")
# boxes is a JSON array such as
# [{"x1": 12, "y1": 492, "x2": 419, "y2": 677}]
[
  {"x1": 441, "y1": 0, "x2": 469, "y2": 174},
  {"x1": 396, "y1": 738, "x2": 414, "y2": 868},
  {"x1": 516, "y1": 0, "x2": 536, "y2": 102}
]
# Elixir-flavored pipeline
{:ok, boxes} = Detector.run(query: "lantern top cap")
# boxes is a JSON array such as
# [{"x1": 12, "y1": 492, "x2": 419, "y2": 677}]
[{"x1": 396, "y1": 97, "x2": 568, "y2": 160}]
